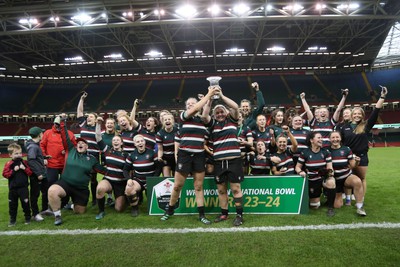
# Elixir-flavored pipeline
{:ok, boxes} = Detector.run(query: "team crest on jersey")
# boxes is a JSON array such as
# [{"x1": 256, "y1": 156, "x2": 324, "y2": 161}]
[
  {"x1": 309, "y1": 155, "x2": 312, "y2": 159},
  {"x1": 146, "y1": 155, "x2": 150, "y2": 159},
  {"x1": 340, "y1": 151, "x2": 345, "y2": 156},
  {"x1": 86, "y1": 156, "x2": 90, "y2": 160}
]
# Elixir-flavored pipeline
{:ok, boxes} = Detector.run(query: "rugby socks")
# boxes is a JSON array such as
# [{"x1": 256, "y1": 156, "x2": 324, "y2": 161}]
[
  {"x1": 356, "y1": 202, "x2": 364, "y2": 209},
  {"x1": 53, "y1": 210, "x2": 61, "y2": 217},
  {"x1": 98, "y1": 197, "x2": 105, "y2": 213},
  {"x1": 326, "y1": 188, "x2": 336, "y2": 209},
  {"x1": 221, "y1": 209, "x2": 229, "y2": 216},
  {"x1": 91, "y1": 181, "x2": 98, "y2": 203},
  {"x1": 166, "y1": 203, "x2": 175, "y2": 215},
  {"x1": 198, "y1": 206, "x2": 205, "y2": 217},
  {"x1": 346, "y1": 195, "x2": 351, "y2": 202},
  {"x1": 234, "y1": 197, "x2": 243, "y2": 216}
]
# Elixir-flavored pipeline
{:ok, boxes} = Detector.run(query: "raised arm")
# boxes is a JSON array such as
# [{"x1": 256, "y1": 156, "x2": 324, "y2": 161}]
[
  {"x1": 77, "y1": 91, "x2": 87, "y2": 118},
  {"x1": 201, "y1": 99, "x2": 213, "y2": 124},
  {"x1": 300, "y1": 92, "x2": 313, "y2": 122},
  {"x1": 283, "y1": 125, "x2": 298, "y2": 153},
  {"x1": 375, "y1": 86, "x2": 388, "y2": 109},
  {"x1": 95, "y1": 117, "x2": 103, "y2": 143},
  {"x1": 129, "y1": 99, "x2": 140, "y2": 122},
  {"x1": 128, "y1": 99, "x2": 140, "y2": 129},
  {"x1": 220, "y1": 90, "x2": 239, "y2": 120},
  {"x1": 251, "y1": 82, "x2": 265, "y2": 118},
  {"x1": 185, "y1": 86, "x2": 220, "y2": 118},
  {"x1": 332, "y1": 89, "x2": 348, "y2": 122},
  {"x1": 60, "y1": 113, "x2": 74, "y2": 152}
]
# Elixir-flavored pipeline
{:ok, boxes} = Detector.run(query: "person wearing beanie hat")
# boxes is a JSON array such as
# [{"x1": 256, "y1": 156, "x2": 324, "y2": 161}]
[
  {"x1": 26, "y1": 126, "x2": 47, "y2": 222},
  {"x1": 28, "y1": 127, "x2": 44, "y2": 138}
]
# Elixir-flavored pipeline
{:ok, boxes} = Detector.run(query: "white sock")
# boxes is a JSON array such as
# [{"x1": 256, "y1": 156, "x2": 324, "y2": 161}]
[
  {"x1": 356, "y1": 202, "x2": 363, "y2": 209},
  {"x1": 54, "y1": 210, "x2": 61, "y2": 217}
]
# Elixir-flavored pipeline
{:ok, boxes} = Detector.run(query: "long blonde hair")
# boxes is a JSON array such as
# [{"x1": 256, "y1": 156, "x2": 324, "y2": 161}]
[{"x1": 351, "y1": 107, "x2": 367, "y2": 134}]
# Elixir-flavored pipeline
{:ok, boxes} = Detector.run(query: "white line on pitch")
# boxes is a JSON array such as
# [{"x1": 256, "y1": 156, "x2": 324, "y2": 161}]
[{"x1": 1, "y1": 222, "x2": 400, "y2": 236}]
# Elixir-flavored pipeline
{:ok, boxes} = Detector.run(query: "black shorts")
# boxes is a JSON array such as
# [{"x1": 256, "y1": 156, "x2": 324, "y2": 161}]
[
  {"x1": 163, "y1": 154, "x2": 176, "y2": 172},
  {"x1": 56, "y1": 180, "x2": 89, "y2": 206},
  {"x1": 176, "y1": 150, "x2": 206, "y2": 174},
  {"x1": 308, "y1": 179, "x2": 323, "y2": 199},
  {"x1": 105, "y1": 179, "x2": 128, "y2": 198},
  {"x1": 213, "y1": 157, "x2": 244, "y2": 184},
  {"x1": 133, "y1": 177, "x2": 147, "y2": 191},
  {"x1": 335, "y1": 177, "x2": 347, "y2": 193},
  {"x1": 355, "y1": 152, "x2": 369, "y2": 167}
]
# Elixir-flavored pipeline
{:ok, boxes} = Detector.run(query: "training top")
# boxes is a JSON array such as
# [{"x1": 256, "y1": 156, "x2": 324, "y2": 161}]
[
  {"x1": 207, "y1": 116, "x2": 241, "y2": 160},
  {"x1": 340, "y1": 108, "x2": 381, "y2": 155},
  {"x1": 243, "y1": 90, "x2": 265, "y2": 131},
  {"x1": 60, "y1": 121, "x2": 105, "y2": 190},
  {"x1": 177, "y1": 112, "x2": 208, "y2": 153},
  {"x1": 328, "y1": 145, "x2": 353, "y2": 180},
  {"x1": 297, "y1": 148, "x2": 332, "y2": 181}
]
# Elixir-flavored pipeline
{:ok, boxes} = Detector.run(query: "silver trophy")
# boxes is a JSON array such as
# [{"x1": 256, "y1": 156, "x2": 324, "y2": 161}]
[{"x1": 207, "y1": 76, "x2": 222, "y2": 99}]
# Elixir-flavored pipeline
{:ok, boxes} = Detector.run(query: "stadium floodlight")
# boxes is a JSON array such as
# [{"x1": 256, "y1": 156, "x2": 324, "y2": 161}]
[
  {"x1": 267, "y1": 46, "x2": 286, "y2": 52},
  {"x1": 225, "y1": 48, "x2": 245, "y2": 53},
  {"x1": 65, "y1": 56, "x2": 83, "y2": 61},
  {"x1": 101, "y1": 13, "x2": 107, "y2": 19},
  {"x1": 145, "y1": 50, "x2": 163, "y2": 57},
  {"x1": 104, "y1": 53, "x2": 123, "y2": 59},
  {"x1": 266, "y1": 4, "x2": 273, "y2": 11},
  {"x1": 283, "y1": 3, "x2": 304, "y2": 12},
  {"x1": 50, "y1": 16, "x2": 60, "y2": 22},
  {"x1": 0, "y1": 67, "x2": 6, "y2": 71},
  {"x1": 154, "y1": 9, "x2": 165, "y2": 16},
  {"x1": 337, "y1": 3, "x2": 360, "y2": 10},
  {"x1": 71, "y1": 13, "x2": 92, "y2": 24},
  {"x1": 176, "y1": 4, "x2": 197, "y2": 19},
  {"x1": 208, "y1": 4, "x2": 221, "y2": 16},
  {"x1": 122, "y1": 11, "x2": 133, "y2": 17},
  {"x1": 19, "y1": 18, "x2": 39, "y2": 25},
  {"x1": 232, "y1": 3, "x2": 250, "y2": 16},
  {"x1": 316, "y1": 3, "x2": 327, "y2": 10}
]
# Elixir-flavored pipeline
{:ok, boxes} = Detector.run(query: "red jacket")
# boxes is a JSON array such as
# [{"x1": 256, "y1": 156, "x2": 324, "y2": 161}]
[
  {"x1": 40, "y1": 124, "x2": 77, "y2": 169},
  {"x1": 3, "y1": 159, "x2": 32, "y2": 188}
]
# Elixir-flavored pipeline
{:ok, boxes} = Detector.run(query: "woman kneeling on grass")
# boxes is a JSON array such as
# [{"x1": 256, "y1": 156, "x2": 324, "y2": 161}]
[
  {"x1": 202, "y1": 87, "x2": 245, "y2": 226},
  {"x1": 328, "y1": 131, "x2": 366, "y2": 216},
  {"x1": 295, "y1": 132, "x2": 336, "y2": 217},
  {"x1": 94, "y1": 117, "x2": 129, "y2": 220},
  {"x1": 123, "y1": 134, "x2": 156, "y2": 217},
  {"x1": 48, "y1": 114, "x2": 105, "y2": 226},
  {"x1": 271, "y1": 126, "x2": 298, "y2": 176}
]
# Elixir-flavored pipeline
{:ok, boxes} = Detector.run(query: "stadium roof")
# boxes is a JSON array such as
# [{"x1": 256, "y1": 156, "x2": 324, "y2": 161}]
[{"x1": 0, "y1": 0, "x2": 399, "y2": 81}]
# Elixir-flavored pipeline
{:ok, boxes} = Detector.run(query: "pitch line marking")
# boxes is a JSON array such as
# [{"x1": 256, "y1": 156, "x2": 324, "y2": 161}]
[{"x1": 1, "y1": 222, "x2": 400, "y2": 236}]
